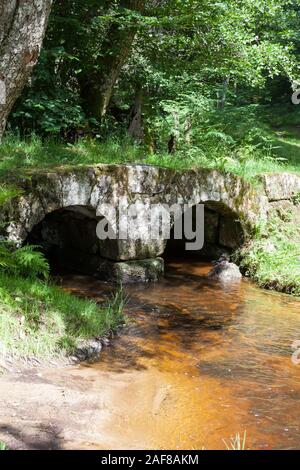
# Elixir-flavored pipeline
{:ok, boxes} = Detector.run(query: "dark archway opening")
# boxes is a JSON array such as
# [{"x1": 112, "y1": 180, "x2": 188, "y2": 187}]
[
  {"x1": 26, "y1": 205, "x2": 104, "y2": 275},
  {"x1": 164, "y1": 202, "x2": 244, "y2": 262}
]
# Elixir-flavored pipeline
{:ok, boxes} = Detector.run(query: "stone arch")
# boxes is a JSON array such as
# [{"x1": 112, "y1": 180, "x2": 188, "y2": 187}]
[
  {"x1": 24, "y1": 204, "x2": 115, "y2": 275},
  {"x1": 164, "y1": 199, "x2": 245, "y2": 261}
]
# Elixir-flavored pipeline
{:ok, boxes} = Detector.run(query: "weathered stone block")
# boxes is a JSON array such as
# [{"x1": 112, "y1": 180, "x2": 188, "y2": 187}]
[
  {"x1": 262, "y1": 173, "x2": 300, "y2": 201},
  {"x1": 98, "y1": 258, "x2": 165, "y2": 283},
  {"x1": 99, "y1": 238, "x2": 165, "y2": 261},
  {"x1": 269, "y1": 200, "x2": 295, "y2": 221}
]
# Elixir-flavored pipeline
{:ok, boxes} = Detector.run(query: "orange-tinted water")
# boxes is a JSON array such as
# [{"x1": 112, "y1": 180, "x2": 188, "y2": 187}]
[{"x1": 61, "y1": 259, "x2": 300, "y2": 450}]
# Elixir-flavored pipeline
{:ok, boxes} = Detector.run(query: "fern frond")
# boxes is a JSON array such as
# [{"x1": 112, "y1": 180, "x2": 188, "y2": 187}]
[
  {"x1": 0, "y1": 243, "x2": 49, "y2": 279},
  {"x1": 12, "y1": 245, "x2": 49, "y2": 279}
]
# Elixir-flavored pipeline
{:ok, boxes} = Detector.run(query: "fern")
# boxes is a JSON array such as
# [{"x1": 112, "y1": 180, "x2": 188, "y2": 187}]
[
  {"x1": 0, "y1": 243, "x2": 15, "y2": 271},
  {"x1": 12, "y1": 245, "x2": 49, "y2": 279},
  {"x1": 203, "y1": 130, "x2": 236, "y2": 145},
  {"x1": 0, "y1": 243, "x2": 49, "y2": 279}
]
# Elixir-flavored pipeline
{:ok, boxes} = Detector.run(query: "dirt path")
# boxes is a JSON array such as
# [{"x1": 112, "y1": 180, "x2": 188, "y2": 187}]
[{"x1": 0, "y1": 364, "x2": 177, "y2": 450}]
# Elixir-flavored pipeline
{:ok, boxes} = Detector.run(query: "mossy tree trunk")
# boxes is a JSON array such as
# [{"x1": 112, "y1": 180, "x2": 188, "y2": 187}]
[
  {"x1": 80, "y1": 0, "x2": 145, "y2": 121},
  {"x1": 0, "y1": 0, "x2": 52, "y2": 141}
]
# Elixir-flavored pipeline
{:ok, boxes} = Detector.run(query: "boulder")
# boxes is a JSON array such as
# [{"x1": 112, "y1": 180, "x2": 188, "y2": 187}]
[
  {"x1": 75, "y1": 338, "x2": 103, "y2": 361},
  {"x1": 208, "y1": 260, "x2": 242, "y2": 282}
]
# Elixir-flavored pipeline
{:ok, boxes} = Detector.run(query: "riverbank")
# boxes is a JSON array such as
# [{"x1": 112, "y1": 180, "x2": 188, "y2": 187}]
[
  {"x1": 236, "y1": 210, "x2": 300, "y2": 296},
  {"x1": 0, "y1": 272, "x2": 125, "y2": 370}
]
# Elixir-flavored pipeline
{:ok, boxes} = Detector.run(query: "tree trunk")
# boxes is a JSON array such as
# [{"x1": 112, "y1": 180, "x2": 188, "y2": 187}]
[
  {"x1": 217, "y1": 77, "x2": 230, "y2": 109},
  {"x1": 128, "y1": 83, "x2": 144, "y2": 141},
  {"x1": 0, "y1": 0, "x2": 53, "y2": 140},
  {"x1": 80, "y1": 0, "x2": 145, "y2": 121},
  {"x1": 168, "y1": 111, "x2": 180, "y2": 154}
]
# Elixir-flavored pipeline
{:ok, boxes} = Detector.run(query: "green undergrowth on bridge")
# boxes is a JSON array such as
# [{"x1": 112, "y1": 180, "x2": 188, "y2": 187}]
[
  {"x1": 0, "y1": 245, "x2": 125, "y2": 362},
  {"x1": 0, "y1": 117, "x2": 300, "y2": 188},
  {"x1": 235, "y1": 211, "x2": 300, "y2": 296}
]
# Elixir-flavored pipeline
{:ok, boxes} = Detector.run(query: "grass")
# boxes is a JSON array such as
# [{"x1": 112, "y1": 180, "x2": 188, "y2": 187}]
[
  {"x1": 0, "y1": 441, "x2": 7, "y2": 450},
  {"x1": 0, "y1": 134, "x2": 146, "y2": 175},
  {"x1": 223, "y1": 431, "x2": 247, "y2": 451},
  {"x1": 1, "y1": 114, "x2": 300, "y2": 185},
  {"x1": 236, "y1": 211, "x2": 300, "y2": 296},
  {"x1": 0, "y1": 272, "x2": 125, "y2": 361}
]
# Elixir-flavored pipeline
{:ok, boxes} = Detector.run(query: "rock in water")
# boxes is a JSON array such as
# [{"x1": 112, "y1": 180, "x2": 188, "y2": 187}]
[{"x1": 208, "y1": 260, "x2": 242, "y2": 282}]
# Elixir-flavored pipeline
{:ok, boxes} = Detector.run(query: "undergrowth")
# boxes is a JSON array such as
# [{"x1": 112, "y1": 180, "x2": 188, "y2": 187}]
[
  {"x1": 0, "y1": 243, "x2": 125, "y2": 361},
  {"x1": 236, "y1": 211, "x2": 300, "y2": 295},
  {"x1": 1, "y1": 107, "x2": 300, "y2": 185}
]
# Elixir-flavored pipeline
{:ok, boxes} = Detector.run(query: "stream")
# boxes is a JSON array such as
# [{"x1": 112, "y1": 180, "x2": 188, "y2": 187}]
[{"x1": 57, "y1": 258, "x2": 300, "y2": 450}]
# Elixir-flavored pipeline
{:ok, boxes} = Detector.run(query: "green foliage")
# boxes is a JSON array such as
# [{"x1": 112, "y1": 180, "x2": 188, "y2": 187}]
[
  {"x1": 236, "y1": 214, "x2": 300, "y2": 295},
  {"x1": 0, "y1": 184, "x2": 22, "y2": 206},
  {"x1": 0, "y1": 273, "x2": 125, "y2": 359},
  {"x1": 8, "y1": 0, "x2": 299, "y2": 140},
  {"x1": 292, "y1": 192, "x2": 300, "y2": 205},
  {"x1": 1, "y1": 118, "x2": 300, "y2": 182},
  {"x1": 0, "y1": 243, "x2": 50, "y2": 280},
  {"x1": 10, "y1": 46, "x2": 85, "y2": 136},
  {"x1": 12, "y1": 88, "x2": 84, "y2": 136},
  {"x1": 0, "y1": 133, "x2": 147, "y2": 172},
  {"x1": 105, "y1": 286, "x2": 127, "y2": 329},
  {"x1": 0, "y1": 441, "x2": 7, "y2": 450}
]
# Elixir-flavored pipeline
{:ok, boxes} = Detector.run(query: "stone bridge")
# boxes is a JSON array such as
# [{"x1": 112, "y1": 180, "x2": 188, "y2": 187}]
[{"x1": 1, "y1": 165, "x2": 300, "y2": 282}]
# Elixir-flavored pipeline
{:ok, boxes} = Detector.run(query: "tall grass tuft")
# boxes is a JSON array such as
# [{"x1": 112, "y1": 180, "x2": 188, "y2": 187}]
[
  {"x1": 222, "y1": 431, "x2": 247, "y2": 450},
  {"x1": 236, "y1": 213, "x2": 300, "y2": 295}
]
